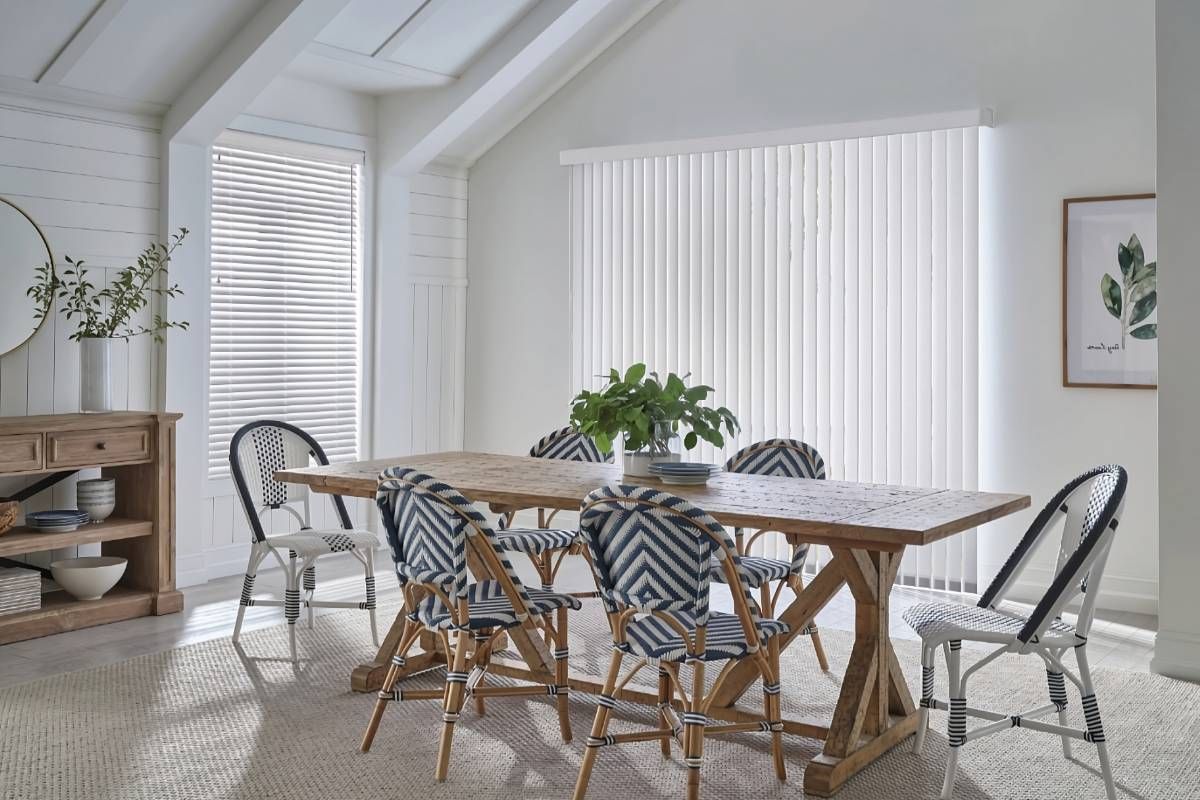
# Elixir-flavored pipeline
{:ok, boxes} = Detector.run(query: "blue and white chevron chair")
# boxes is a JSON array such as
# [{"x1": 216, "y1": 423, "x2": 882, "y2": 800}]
[
  {"x1": 229, "y1": 420, "x2": 380, "y2": 662},
  {"x1": 572, "y1": 485, "x2": 789, "y2": 800},
  {"x1": 360, "y1": 467, "x2": 582, "y2": 782},
  {"x1": 707, "y1": 439, "x2": 829, "y2": 670},
  {"x1": 495, "y1": 427, "x2": 612, "y2": 595},
  {"x1": 905, "y1": 465, "x2": 1128, "y2": 800}
]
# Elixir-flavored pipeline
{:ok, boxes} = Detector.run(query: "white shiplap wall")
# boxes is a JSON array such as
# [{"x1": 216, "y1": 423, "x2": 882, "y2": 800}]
[
  {"x1": 406, "y1": 162, "x2": 468, "y2": 453},
  {"x1": 0, "y1": 97, "x2": 159, "y2": 568}
]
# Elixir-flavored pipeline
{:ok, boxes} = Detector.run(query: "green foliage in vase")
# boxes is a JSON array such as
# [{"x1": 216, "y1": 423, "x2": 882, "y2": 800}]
[
  {"x1": 27, "y1": 228, "x2": 190, "y2": 343},
  {"x1": 1100, "y1": 233, "x2": 1157, "y2": 348},
  {"x1": 569, "y1": 363, "x2": 739, "y2": 455}
]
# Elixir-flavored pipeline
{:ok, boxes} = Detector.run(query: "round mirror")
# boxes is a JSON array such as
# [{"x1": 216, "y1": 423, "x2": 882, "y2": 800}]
[{"x1": 0, "y1": 197, "x2": 54, "y2": 356}]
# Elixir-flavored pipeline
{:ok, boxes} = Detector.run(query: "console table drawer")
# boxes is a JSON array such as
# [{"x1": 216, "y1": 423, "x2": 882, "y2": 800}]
[
  {"x1": 0, "y1": 434, "x2": 43, "y2": 473},
  {"x1": 46, "y1": 427, "x2": 151, "y2": 468}
]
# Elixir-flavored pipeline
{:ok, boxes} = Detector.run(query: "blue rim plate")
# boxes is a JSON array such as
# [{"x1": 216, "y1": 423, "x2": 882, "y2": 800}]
[
  {"x1": 650, "y1": 463, "x2": 720, "y2": 472},
  {"x1": 27, "y1": 510, "x2": 89, "y2": 521}
]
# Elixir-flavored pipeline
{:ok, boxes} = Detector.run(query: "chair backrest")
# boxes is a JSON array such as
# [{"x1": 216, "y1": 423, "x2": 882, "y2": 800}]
[
  {"x1": 229, "y1": 420, "x2": 352, "y2": 543},
  {"x1": 977, "y1": 464, "x2": 1128, "y2": 647},
  {"x1": 529, "y1": 426, "x2": 612, "y2": 463},
  {"x1": 724, "y1": 438, "x2": 826, "y2": 479},
  {"x1": 376, "y1": 467, "x2": 534, "y2": 612},
  {"x1": 578, "y1": 485, "x2": 766, "y2": 643}
]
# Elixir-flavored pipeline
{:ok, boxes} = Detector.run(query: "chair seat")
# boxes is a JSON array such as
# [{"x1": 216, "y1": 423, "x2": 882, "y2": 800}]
[
  {"x1": 709, "y1": 555, "x2": 791, "y2": 587},
  {"x1": 266, "y1": 528, "x2": 379, "y2": 556},
  {"x1": 902, "y1": 601, "x2": 1078, "y2": 647},
  {"x1": 620, "y1": 610, "x2": 789, "y2": 663},
  {"x1": 411, "y1": 580, "x2": 582, "y2": 630},
  {"x1": 495, "y1": 527, "x2": 578, "y2": 554}
]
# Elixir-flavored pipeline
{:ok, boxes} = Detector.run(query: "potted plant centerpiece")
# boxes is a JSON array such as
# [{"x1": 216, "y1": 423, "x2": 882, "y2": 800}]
[
  {"x1": 569, "y1": 363, "x2": 739, "y2": 477},
  {"x1": 27, "y1": 229, "x2": 189, "y2": 412}
]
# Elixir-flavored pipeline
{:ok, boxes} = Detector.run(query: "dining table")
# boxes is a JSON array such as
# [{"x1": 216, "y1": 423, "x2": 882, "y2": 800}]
[{"x1": 277, "y1": 451, "x2": 1029, "y2": 796}]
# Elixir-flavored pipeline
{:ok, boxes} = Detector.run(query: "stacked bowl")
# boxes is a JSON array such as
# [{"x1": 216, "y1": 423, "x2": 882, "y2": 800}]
[{"x1": 76, "y1": 478, "x2": 116, "y2": 523}]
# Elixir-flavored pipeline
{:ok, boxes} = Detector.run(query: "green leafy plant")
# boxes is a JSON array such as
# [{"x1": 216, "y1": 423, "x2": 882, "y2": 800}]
[
  {"x1": 1100, "y1": 233, "x2": 1156, "y2": 348},
  {"x1": 27, "y1": 228, "x2": 190, "y2": 343},
  {"x1": 569, "y1": 363, "x2": 739, "y2": 455}
]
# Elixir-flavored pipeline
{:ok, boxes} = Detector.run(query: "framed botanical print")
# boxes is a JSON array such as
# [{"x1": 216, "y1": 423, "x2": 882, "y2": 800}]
[{"x1": 1062, "y1": 194, "x2": 1157, "y2": 388}]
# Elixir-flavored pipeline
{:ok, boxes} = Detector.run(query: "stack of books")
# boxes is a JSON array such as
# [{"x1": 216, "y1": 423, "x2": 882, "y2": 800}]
[{"x1": 0, "y1": 566, "x2": 41, "y2": 617}]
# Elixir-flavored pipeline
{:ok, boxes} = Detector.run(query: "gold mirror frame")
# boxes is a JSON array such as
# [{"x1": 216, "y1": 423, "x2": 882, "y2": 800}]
[{"x1": 0, "y1": 195, "x2": 55, "y2": 359}]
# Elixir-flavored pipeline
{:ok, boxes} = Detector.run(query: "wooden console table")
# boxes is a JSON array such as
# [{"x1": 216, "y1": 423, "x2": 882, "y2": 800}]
[{"x1": 0, "y1": 412, "x2": 182, "y2": 644}]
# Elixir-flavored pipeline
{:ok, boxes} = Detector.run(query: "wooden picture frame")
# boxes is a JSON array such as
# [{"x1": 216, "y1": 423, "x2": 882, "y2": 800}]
[{"x1": 1062, "y1": 193, "x2": 1158, "y2": 389}]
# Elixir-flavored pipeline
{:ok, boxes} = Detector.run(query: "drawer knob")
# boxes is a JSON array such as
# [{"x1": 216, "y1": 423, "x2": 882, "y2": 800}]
[{"x1": 96, "y1": 442, "x2": 107, "y2": 450}]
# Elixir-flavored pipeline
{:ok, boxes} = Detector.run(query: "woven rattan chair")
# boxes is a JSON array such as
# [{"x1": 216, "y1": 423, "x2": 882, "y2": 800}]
[
  {"x1": 572, "y1": 484, "x2": 789, "y2": 800},
  {"x1": 905, "y1": 465, "x2": 1128, "y2": 800},
  {"x1": 707, "y1": 438, "x2": 829, "y2": 670},
  {"x1": 361, "y1": 467, "x2": 582, "y2": 782}
]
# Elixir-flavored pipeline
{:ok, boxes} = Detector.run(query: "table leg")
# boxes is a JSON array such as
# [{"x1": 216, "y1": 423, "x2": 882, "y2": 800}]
[{"x1": 804, "y1": 547, "x2": 918, "y2": 797}]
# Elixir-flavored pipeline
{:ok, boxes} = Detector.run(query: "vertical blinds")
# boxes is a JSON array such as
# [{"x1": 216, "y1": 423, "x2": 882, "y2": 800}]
[
  {"x1": 568, "y1": 127, "x2": 979, "y2": 591},
  {"x1": 208, "y1": 141, "x2": 363, "y2": 479}
]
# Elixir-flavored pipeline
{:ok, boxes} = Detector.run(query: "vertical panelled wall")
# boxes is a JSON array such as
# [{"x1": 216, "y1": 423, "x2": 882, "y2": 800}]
[
  {"x1": 0, "y1": 99, "x2": 158, "y2": 567},
  {"x1": 569, "y1": 129, "x2": 980, "y2": 590},
  {"x1": 406, "y1": 162, "x2": 468, "y2": 453}
]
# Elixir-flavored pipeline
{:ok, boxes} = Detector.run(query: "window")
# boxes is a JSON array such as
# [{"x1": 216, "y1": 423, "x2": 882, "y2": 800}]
[
  {"x1": 208, "y1": 136, "x2": 363, "y2": 480},
  {"x1": 568, "y1": 125, "x2": 980, "y2": 591}
]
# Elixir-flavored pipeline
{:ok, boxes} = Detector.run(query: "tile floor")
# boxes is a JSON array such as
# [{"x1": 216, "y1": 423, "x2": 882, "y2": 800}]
[{"x1": 0, "y1": 551, "x2": 1157, "y2": 690}]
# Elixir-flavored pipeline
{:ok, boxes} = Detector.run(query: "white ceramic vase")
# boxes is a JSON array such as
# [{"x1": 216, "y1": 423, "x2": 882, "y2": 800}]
[
  {"x1": 622, "y1": 450, "x2": 681, "y2": 477},
  {"x1": 80, "y1": 336, "x2": 113, "y2": 413}
]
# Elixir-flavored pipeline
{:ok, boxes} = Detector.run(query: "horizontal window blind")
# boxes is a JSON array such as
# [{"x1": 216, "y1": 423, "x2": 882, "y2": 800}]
[
  {"x1": 208, "y1": 141, "x2": 363, "y2": 479},
  {"x1": 569, "y1": 127, "x2": 979, "y2": 592}
]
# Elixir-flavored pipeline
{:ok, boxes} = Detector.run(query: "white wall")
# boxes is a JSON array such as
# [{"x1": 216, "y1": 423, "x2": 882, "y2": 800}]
[
  {"x1": 465, "y1": 0, "x2": 1159, "y2": 611},
  {"x1": 0, "y1": 94, "x2": 161, "y2": 567},
  {"x1": 1153, "y1": 0, "x2": 1200, "y2": 680}
]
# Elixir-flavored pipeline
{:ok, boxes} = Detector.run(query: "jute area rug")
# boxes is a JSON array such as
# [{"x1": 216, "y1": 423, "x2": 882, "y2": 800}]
[{"x1": 1, "y1": 599, "x2": 1195, "y2": 800}]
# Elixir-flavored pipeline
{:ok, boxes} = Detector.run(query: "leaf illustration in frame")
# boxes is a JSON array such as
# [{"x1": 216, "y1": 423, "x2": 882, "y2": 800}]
[
  {"x1": 1130, "y1": 323, "x2": 1157, "y2": 340},
  {"x1": 1117, "y1": 241, "x2": 1134, "y2": 278},
  {"x1": 1100, "y1": 273, "x2": 1122, "y2": 319},
  {"x1": 1129, "y1": 290, "x2": 1157, "y2": 325},
  {"x1": 1130, "y1": 273, "x2": 1156, "y2": 306},
  {"x1": 1127, "y1": 234, "x2": 1145, "y2": 276},
  {"x1": 1131, "y1": 259, "x2": 1156, "y2": 285}
]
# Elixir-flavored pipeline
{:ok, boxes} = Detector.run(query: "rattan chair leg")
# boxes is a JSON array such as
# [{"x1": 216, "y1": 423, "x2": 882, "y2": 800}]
[
  {"x1": 361, "y1": 618, "x2": 421, "y2": 752},
  {"x1": 435, "y1": 629, "x2": 472, "y2": 782},
  {"x1": 572, "y1": 649, "x2": 624, "y2": 800},
  {"x1": 657, "y1": 667, "x2": 674, "y2": 758},
  {"x1": 554, "y1": 607, "x2": 573, "y2": 742},
  {"x1": 766, "y1": 639, "x2": 786, "y2": 782}
]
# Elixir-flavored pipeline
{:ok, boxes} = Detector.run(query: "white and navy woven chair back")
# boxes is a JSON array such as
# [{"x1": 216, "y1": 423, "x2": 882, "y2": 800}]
[
  {"x1": 978, "y1": 464, "x2": 1127, "y2": 650},
  {"x1": 529, "y1": 427, "x2": 613, "y2": 463},
  {"x1": 723, "y1": 438, "x2": 826, "y2": 480},
  {"x1": 229, "y1": 420, "x2": 352, "y2": 543},
  {"x1": 376, "y1": 466, "x2": 533, "y2": 608},
  {"x1": 579, "y1": 485, "x2": 761, "y2": 627}
]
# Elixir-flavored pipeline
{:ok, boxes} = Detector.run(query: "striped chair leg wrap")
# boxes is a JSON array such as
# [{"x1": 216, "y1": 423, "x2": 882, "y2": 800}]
[
  {"x1": 949, "y1": 639, "x2": 962, "y2": 651},
  {"x1": 658, "y1": 703, "x2": 683, "y2": 736},
  {"x1": 392, "y1": 655, "x2": 406, "y2": 668},
  {"x1": 303, "y1": 565, "x2": 315, "y2": 593},
  {"x1": 442, "y1": 712, "x2": 460, "y2": 724},
  {"x1": 1081, "y1": 694, "x2": 1106, "y2": 743},
  {"x1": 445, "y1": 671, "x2": 470, "y2": 684},
  {"x1": 596, "y1": 693, "x2": 617, "y2": 710},
  {"x1": 683, "y1": 757, "x2": 703, "y2": 769},
  {"x1": 1047, "y1": 670, "x2": 1068, "y2": 710},
  {"x1": 545, "y1": 684, "x2": 568, "y2": 696},
  {"x1": 948, "y1": 697, "x2": 967, "y2": 747},
  {"x1": 681, "y1": 712, "x2": 708, "y2": 727},
  {"x1": 758, "y1": 721, "x2": 784, "y2": 732},
  {"x1": 359, "y1": 575, "x2": 376, "y2": 610},
  {"x1": 921, "y1": 664, "x2": 935, "y2": 706},
  {"x1": 239, "y1": 574, "x2": 256, "y2": 606},
  {"x1": 553, "y1": 648, "x2": 569, "y2": 661},
  {"x1": 586, "y1": 735, "x2": 616, "y2": 748},
  {"x1": 378, "y1": 688, "x2": 404, "y2": 702},
  {"x1": 284, "y1": 588, "x2": 300, "y2": 623},
  {"x1": 540, "y1": 583, "x2": 555, "y2": 592},
  {"x1": 802, "y1": 623, "x2": 818, "y2": 635},
  {"x1": 762, "y1": 681, "x2": 781, "y2": 696}
]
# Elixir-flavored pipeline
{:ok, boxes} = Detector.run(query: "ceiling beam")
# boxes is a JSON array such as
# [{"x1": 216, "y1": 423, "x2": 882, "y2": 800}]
[
  {"x1": 372, "y1": 0, "x2": 451, "y2": 60},
  {"x1": 305, "y1": 42, "x2": 455, "y2": 86},
  {"x1": 37, "y1": 0, "x2": 130, "y2": 85},
  {"x1": 379, "y1": 0, "x2": 617, "y2": 175},
  {"x1": 163, "y1": 0, "x2": 352, "y2": 145}
]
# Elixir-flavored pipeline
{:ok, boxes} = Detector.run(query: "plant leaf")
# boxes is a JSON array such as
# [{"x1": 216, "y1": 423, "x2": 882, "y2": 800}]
[
  {"x1": 1128, "y1": 234, "x2": 1145, "y2": 276},
  {"x1": 684, "y1": 431, "x2": 698, "y2": 449},
  {"x1": 1130, "y1": 271, "x2": 1156, "y2": 306},
  {"x1": 1130, "y1": 323, "x2": 1157, "y2": 340},
  {"x1": 1132, "y1": 260, "x2": 1156, "y2": 286},
  {"x1": 1100, "y1": 273, "x2": 1122, "y2": 319},
  {"x1": 1117, "y1": 242, "x2": 1133, "y2": 279},
  {"x1": 1129, "y1": 290, "x2": 1157, "y2": 325},
  {"x1": 623, "y1": 363, "x2": 646, "y2": 384}
]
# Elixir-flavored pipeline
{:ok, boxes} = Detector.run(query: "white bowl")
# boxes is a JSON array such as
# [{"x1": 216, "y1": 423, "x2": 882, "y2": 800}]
[{"x1": 50, "y1": 556, "x2": 127, "y2": 601}]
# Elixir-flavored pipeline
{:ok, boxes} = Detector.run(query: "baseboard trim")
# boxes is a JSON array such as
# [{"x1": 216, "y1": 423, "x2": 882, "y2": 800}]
[{"x1": 1152, "y1": 628, "x2": 1200, "y2": 683}]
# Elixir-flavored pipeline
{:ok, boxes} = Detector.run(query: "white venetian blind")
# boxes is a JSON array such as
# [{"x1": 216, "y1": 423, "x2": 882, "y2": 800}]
[
  {"x1": 568, "y1": 126, "x2": 980, "y2": 592},
  {"x1": 208, "y1": 138, "x2": 363, "y2": 480}
]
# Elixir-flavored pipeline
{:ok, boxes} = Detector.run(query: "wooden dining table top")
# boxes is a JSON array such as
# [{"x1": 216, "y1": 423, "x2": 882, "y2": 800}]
[{"x1": 277, "y1": 451, "x2": 1030, "y2": 551}]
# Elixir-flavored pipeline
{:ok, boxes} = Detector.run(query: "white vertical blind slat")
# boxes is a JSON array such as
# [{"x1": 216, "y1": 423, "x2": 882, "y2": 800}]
[{"x1": 568, "y1": 127, "x2": 981, "y2": 589}]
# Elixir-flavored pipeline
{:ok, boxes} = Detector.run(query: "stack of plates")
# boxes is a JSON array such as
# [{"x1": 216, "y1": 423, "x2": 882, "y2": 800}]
[
  {"x1": 25, "y1": 510, "x2": 90, "y2": 533},
  {"x1": 648, "y1": 462, "x2": 721, "y2": 485},
  {"x1": 0, "y1": 567, "x2": 40, "y2": 617}
]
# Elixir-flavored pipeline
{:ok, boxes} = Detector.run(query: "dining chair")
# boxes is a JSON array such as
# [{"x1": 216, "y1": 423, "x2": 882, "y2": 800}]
[
  {"x1": 905, "y1": 464, "x2": 1127, "y2": 800},
  {"x1": 573, "y1": 484, "x2": 789, "y2": 800},
  {"x1": 707, "y1": 438, "x2": 829, "y2": 670},
  {"x1": 495, "y1": 426, "x2": 612, "y2": 594},
  {"x1": 361, "y1": 466, "x2": 581, "y2": 782},
  {"x1": 229, "y1": 420, "x2": 380, "y2": 662}
]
